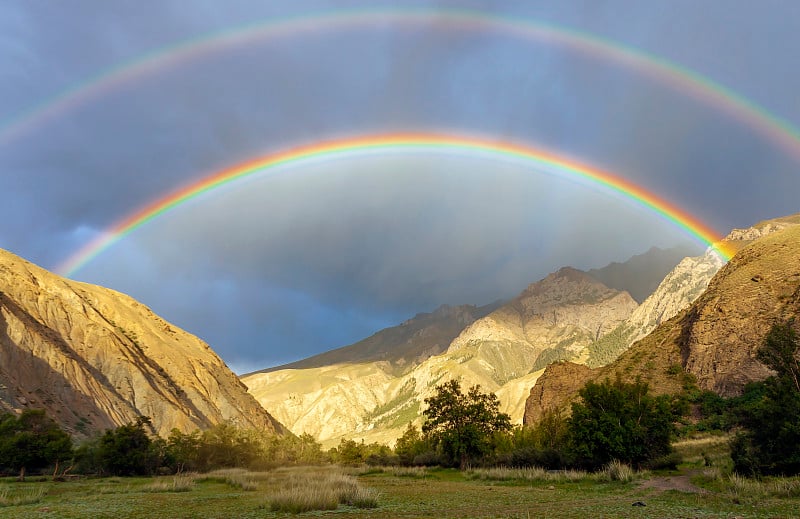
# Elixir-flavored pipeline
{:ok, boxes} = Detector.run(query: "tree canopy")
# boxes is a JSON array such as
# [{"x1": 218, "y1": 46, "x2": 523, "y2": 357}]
[
  {"x1": 0, "y1": 409, "x2": 73, "y2": 480},
  {"x1": 422, "y1": 379, "x2": 511, "y2": 467},
  {"x1": 567, "y1": 376, "x2": 676, "y2": 469}
]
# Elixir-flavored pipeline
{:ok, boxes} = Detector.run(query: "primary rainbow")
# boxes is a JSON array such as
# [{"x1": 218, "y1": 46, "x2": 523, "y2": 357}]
[
  {"x1": 3, "y1": 9, "x2": 800, "y2": 162},
  {"x1": 57, "y1": 133, "x2": 734, "y2": 277}
]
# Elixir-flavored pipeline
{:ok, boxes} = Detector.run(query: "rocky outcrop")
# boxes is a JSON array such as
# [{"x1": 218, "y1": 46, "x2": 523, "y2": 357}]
[
  {"x1": 524, "y1": 215, "x2": 800, "y2": 425},
  {"x1": 0, "y1": 249, "x2": 286, "y2": 438},
  {"x1": 587, "y1": 244, "x2": 700, "y2": 303},
  {"x1": 586, "y1": 249, "x2": 724, "y2": 367}
]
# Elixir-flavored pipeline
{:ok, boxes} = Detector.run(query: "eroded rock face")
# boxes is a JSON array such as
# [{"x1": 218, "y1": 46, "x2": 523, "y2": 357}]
[
  {"x1": 586, "y1": 250, "x2": 724, "y2": 368},
  {"x1": 680, "y1": 225, "x2": 800, "y2": 396},
  {"x1": 524, "y1": 215, "x2": 800, "y2": 425},
  {"x1": 0, "y1": 249, "x2": 285, "y2": 437}
]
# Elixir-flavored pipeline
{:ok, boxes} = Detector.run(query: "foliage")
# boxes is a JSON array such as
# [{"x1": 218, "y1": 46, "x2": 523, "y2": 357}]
[
  {"x1": 731, "y1": 322, "x2": 800, "y2": 476},
  {"x1": 195, "y1": 422, "x2": 259, "y2": 471},
  {"x1": 393, "y1": 423, "x2": 429, "y2": 465},
  {"x1": 0, "y1": 409, "x2": 73, "y2": 480},
  {"x1": 567, "y1": 376, "x2": 678, "y2": 469},
  {"x1": 493, "y1": 410, "x2": 569, "y2": 469},
  {"x1": 422, "y1": 380, "x2": 512, "y2": 468},
  {"x1": 96, "y1": 416, "x2": 160, "y2": 476},
  {"x1": 329, "y1": 438, "x2": 396, "y2": 466}
]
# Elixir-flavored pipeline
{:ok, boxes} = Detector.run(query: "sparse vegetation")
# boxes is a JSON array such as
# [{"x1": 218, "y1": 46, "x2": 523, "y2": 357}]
[
  {"x1": 0, "y1": 485, "x2": 47, "y2": 507},
  {"x1": 267, "y1": 468, "x2": 378, "y2": 512}
]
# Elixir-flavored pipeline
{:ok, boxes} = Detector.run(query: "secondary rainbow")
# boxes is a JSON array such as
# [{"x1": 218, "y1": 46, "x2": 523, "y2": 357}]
[
  {"x1": 3, "y1": 9, "x2": 800, "y2": 162},
  {"x1": 57, "y1": 133, "x2": 734, "y2": 277}
]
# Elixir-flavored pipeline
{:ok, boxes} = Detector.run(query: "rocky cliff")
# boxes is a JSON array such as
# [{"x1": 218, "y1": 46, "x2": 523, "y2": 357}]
[
  {"x1": 0, "y1": 249, "x2": 286, "y2": 438},
  {"x1": 524, "y1": 215, "x2": 800, "y2": 425},
  {"x1": 586, "y1": 249, "x2": 724, "y2": 367}
]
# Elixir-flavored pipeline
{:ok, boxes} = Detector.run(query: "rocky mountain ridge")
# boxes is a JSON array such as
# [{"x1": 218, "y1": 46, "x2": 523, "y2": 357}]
[
  {"x1": 523, "y1": 214, "x2": 800, "y2": 425},
  {"x1": 0, "y1": 248, "x2": 286, "y2": 438},
  {"x1": 244, "y1": 264, "x2": 652, "y2": 446}
]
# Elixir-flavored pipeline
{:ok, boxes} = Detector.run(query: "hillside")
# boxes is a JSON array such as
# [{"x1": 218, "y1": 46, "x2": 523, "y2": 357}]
[
  {"x1": 0, "y1": 248, "x2": 286, "y2": 438},
  {"x1": 524, "y1": 215, "x2": 800, "y2": 425}
]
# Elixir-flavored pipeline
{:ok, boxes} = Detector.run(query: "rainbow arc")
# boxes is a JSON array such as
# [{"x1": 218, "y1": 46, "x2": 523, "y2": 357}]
[{"x1": 57, "y1": 133, "x2": 735, "y2": 277}]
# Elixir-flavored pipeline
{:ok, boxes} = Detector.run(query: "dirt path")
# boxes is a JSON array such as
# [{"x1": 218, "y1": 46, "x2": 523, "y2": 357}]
[{"x1": 638, "y1": 471, "x2": 707, "y2": 494}]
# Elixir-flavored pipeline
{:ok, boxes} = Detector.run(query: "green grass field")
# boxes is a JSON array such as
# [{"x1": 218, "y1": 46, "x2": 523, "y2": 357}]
[{"x1": 1, "y1": 450, "x2": 799, "y2": 518}]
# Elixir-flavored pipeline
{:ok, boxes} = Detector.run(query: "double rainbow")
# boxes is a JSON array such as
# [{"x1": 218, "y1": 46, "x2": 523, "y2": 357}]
[
  {"x1": 57, "y1": 133, "x2": 734, "y2": 277},
  {"x1": 3, "y1": 9, "x2": 800, "y2": 162}
]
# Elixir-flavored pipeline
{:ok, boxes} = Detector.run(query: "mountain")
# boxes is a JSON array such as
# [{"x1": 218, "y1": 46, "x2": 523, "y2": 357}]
[
  {"x1": 0, "y1": 248, "x2": 286, "y2": 438},
  {"x1": 587, "y1": 244, "x2": 701, "y2": 303},
  {"x1": 523, "y1": 214, "x2": 800, "y2": 425},
  {"x1": 585, "y1": 249, "x2": 725, "y2": 367},
  {"x1": 244, "y1": 265, "x2": 641, "y2": 446},
  {"x1": 250, "y1": 302, "x2": 503, "y2": 376}
]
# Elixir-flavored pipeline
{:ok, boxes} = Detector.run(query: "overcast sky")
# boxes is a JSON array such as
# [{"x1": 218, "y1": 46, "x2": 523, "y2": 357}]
[{"x1": 2, "y1": 1, "x2": 798, "y2": 372}]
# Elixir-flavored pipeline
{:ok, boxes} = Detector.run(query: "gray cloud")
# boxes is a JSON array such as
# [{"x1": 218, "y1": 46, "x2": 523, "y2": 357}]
[{"x1": 1, "y1": 1, "x2": 798, "y2": 371}]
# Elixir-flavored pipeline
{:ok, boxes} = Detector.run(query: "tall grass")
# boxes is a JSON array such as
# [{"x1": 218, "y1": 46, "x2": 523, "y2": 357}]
[
  {"x1": 467, "y1": 466, "x2": 590, "y2": 482},
  {"x1": 143, "y1": 473, "x2": 197, "y2": 493},
  {"x1": 0, "y1": 485, "x2": 47, "y2": 506},
  {"x1": 198, "y1": 468, "x2": 259, "y2": 491},
  {"x1": 725, "y1": 473, "x2": 800, "y2": 503},
  {"x1": 351, "y1": 465, "x2": 430, "y2": 478},
  {"x1": 268, "y1": 470, "x2": 378, "y2": 512},
  {"x1": 600, "y1": 460, "x2": 635, "y2": 482}
]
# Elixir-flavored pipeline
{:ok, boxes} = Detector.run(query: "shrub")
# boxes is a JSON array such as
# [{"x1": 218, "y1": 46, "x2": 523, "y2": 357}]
[
  {"x1": 600, "y1": 460, "x2": 634, "y2": 482},
  {"x1": 644, "y1": 452, "x2": 683, "y2": 471},
  {"x1": 568, "y1": 377, "x2": 678, "y2": 469}
]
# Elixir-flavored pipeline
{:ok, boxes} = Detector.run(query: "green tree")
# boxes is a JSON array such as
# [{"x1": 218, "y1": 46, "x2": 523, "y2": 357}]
[
  {"x1": 567, "y1": 377, "x2": 676, "y2": 469},
  {"x1": 422, "y1": 380, "x2": 511, "y2": 468},
  {"x1": 197, "y1": 422, "x2": 259, "y2": 470},
  {"x1": 394, "y1": 423, "x2": 428, "y2": 465},
  {"x1": 732, "y1": 321, "x2": 800, "y2": 476},
  {"x1": 0, "y1": 409, "x2": 73, "y2": 480},
  {"x1": 165, "y1": 428, "x2": 202, "y2": 473},
  {"x1": 97, "y1": 416, "x2": 158, "y2": 476}
]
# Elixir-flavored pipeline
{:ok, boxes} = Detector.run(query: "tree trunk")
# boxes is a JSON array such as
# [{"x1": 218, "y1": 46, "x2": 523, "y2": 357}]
[{"x1": 18, "y1": 466, "x2": 25, "y2": 482}]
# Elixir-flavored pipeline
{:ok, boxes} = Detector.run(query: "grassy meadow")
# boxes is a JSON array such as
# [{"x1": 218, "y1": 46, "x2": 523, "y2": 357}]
[{"x1": 1, "y1": 441, "x2": 800, "y2": 519}]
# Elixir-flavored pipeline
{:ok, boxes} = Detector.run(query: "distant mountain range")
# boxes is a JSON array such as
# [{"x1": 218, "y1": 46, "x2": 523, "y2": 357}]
[{"x1": 242, "y1": 244, "x2": 711, "y2": 446}]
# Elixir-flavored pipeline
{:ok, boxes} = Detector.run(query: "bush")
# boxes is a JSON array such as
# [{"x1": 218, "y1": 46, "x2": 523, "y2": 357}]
[
  {"x1": 731, "y1": 322, "x2": 800, "y2": 476},
  {"x1": 644, "y1": 452, "x2": 683, "y2": 471},
  {"x1": 97, "y1": 417, "x2": 159, "y2": 476},
  {"x1": 567, "y1": 377, "x2": 678, "y2": 470}
]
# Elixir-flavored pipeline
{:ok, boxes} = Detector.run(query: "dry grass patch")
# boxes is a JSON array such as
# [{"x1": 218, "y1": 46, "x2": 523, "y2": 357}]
[
  {"x1": 0, "y1": 485, "x2": 47, "y2": 506},
  {"x1": 198, "y1": 468, "x2": 259, "y2": 491},
  {"x1": 599, "y1": 460, "x2": 636, "y2": 482},
  {"x1": 143, "y1": 473, "x2": 197, "y2": 493},
  {"x1": 467, "y1": 466, "x2": 593, "y2": 482},
  {"x1": 268, "y1": 468, "x2": 378, "y2": 512}
]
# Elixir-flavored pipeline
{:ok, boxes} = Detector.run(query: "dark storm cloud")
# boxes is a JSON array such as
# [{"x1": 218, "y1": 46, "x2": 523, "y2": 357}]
[{"x1": 1, "y1": 1, "x2": 798, "y2": 370}]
